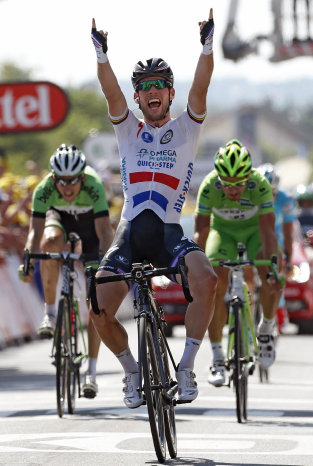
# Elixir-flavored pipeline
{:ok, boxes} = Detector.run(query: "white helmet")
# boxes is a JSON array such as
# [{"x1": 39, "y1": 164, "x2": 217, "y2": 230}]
[
  {"x1": 257, "y1": 163, "x2": 280, "y2": 190},
  {"x1": 49, "y1": 144, "x2": 86, "y2": 177}
]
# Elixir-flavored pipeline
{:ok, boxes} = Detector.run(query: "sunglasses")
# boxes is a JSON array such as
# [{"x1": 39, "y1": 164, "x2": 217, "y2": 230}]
[
  {"x1": 55, "y1": 175, "x2": 83, "y2": 186},
  {"x1": 219, "y1": 178, "x2": 248, "y2": 189},
  {"x1": 137, "y1": 79, "x2": 167, "y2": 91}
]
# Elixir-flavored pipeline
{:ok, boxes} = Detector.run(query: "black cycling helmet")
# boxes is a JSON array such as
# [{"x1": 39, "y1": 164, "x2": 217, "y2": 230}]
[{"x1": 131, "y1": 58, "x2": 174, "y2": 90}]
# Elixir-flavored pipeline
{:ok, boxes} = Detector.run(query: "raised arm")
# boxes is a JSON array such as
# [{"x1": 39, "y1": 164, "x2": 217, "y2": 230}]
[
  {"x1": 188, "y1": 8, "x2": 214, "y2": 116},
  {"x1": 91, "y1": 18, "x2": 127, "y2": 117}
]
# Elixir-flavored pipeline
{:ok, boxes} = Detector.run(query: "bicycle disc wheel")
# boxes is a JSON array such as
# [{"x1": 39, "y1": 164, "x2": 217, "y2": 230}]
[
  {"x1": 233, "y1": 302, "x2": 248, "y2": 423},
  {"x1": 140, "y1": 317, "x2": 166, "y2": 463},
  {"x1": 158, "y1": 326, "x2": 177, "y2": 458},
  {"x1": 66, "y1": 299, "x2": 77, "y2": 415},
  {"x1": 55, "y1": 299, "x2": 68, "y2": 418}
]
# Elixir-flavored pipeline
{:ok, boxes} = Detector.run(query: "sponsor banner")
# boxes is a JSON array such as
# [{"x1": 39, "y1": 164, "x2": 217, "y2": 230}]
[{"x1": 0, "y1": 81, "x2": 69, "y2": 133}]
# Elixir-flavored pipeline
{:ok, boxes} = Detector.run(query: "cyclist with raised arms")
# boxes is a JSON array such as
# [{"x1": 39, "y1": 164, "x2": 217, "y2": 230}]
[
  {"x1": 19, "y1": 144, "x2": 113, "y2": 398},
  {"x1": 194, "y1": 140, "x2": 283, "y2": 386},
  {"x1": 90, "y1": 9, "x2": 217, "y2": 408}
]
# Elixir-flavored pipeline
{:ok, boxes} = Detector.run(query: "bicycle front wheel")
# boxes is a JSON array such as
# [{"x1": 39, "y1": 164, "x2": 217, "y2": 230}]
[
  {"x1": 233, "y1": 302, "x2": 248, "y2": 423},
  {"x1": 158, "y1": 324, "x2": 177, "y2": 459},
  {"x1": 140, "y1": 317, "x2": 166, "y2": 463},
  {"x1": 55, "y1": 299, "x2": 68, "y2": 418},
  {"x1": 66, "y1": 299, "x2": 78, "y2": 415}
]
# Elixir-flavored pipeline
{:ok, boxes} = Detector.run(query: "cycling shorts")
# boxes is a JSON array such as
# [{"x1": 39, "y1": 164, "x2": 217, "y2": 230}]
[
  {"x1": 45, "y1": 208, "x2": 99, "y2": 254},
  {"x1": 206, "y1": 221, "x2": 262, "y2": 260},
  {"x1": 99, "y1": 209, "x2": 202, "y2": 283}
]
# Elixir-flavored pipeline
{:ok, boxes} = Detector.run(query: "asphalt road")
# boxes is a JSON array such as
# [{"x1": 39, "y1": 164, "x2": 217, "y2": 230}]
[{"x1": 0, "y1": 320, "x2": 313, "y2": 466}]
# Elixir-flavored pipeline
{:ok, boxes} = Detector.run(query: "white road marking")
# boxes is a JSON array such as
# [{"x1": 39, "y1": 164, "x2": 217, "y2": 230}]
[{"x1": 0, "y1": 432, "x2": 313, "y2": 456}]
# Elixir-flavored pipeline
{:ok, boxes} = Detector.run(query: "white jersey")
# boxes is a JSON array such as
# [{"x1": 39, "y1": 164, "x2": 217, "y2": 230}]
[{"x1": 110, "y1": 106, "x2": 205, "y2": 223}]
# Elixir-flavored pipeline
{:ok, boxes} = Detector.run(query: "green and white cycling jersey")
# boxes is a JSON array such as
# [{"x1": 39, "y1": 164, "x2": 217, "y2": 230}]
[
  {"x1": 196, "y1": 168, "x2": 274, "y2": 227},
  {"x1": 32, "y1": 165, "x2": 109, "y2": 219},
  {"x1": 195, "y1": 168, "x2": 274, "y2": 260}
]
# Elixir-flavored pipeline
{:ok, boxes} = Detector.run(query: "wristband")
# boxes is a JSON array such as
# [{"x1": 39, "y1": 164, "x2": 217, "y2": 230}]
[
  {"x1": 200, "y1": 18, "x2": 214, "y2": 55},
  {"x1": 91, "y1": 28, "x2": 108, "y2": 63}
]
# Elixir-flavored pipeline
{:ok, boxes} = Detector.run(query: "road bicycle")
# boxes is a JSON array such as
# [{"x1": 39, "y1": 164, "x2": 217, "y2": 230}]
[
  {"x1": 23, "y1": 232, "x2": 99, "y2": 418},
  {"x1": 87, "y1": 256, "x2": 193, "y2": 464},
  {"x1": 211, "y1": 243, "x2": 281, "y2": 423}
]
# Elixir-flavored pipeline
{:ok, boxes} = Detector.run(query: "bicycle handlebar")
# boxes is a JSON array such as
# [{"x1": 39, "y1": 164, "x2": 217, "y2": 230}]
[
  {"x1": 23, "y1": 248, "x2": 101, "y2": 276},
  {"x1": 210, "y1": 254, "x2": 285, "y2": 287},
  {"x1": 86, "y1": 255, "x2": 193, "y2": 315}
]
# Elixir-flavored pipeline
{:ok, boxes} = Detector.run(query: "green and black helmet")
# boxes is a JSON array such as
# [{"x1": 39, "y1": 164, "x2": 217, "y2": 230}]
[{"x1": 214, "y1": 141, "x2": 252, "y2": 178}]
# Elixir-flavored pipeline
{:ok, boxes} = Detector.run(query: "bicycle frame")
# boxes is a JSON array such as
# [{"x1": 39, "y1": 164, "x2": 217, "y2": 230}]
[
  {"x1": 134, "y1": 277, "x2": 178, "y2": 398},
  {"x1": 51, "y1": 253, "x2": 88, "y2": 364}
]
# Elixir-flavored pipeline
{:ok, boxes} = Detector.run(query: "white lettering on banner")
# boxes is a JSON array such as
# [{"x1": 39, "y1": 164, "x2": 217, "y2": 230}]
[
  {"x1": 0, "y1": 90, "x2": 15, "y2": 127},
  {"x1": 0, "y1": 85, "x2": 52, "y2": 129}
]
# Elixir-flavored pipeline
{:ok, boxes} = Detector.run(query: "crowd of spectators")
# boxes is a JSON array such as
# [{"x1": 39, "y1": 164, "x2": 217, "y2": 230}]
[{"x1": 0, "y1": 149, "x2": 45, "y2": 265}]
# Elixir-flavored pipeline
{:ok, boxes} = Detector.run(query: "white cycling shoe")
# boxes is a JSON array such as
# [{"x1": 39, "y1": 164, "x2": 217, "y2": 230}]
[
  {"x1": 176, "y1": 368, "x2": 198, "y2": 401},
  {"x1": 37, "y1": 314, "x2": 56, "y2": 339},
  {"x1": 258, "y1": 334, "x2": 276, "y2": 369},
  {"x1": 122, "y1": 372, "x2": 143, "y2": 409},
  {"x1": 208, "y1": 362, "x2": 225, "y2": 387},
  {"x1": 82, "y1": 372, "x2": 98, "y2": 399}
]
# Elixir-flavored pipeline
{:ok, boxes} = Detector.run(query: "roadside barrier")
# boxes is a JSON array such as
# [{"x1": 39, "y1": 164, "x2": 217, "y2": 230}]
[{"x1": 0, "y1": 254, "x2": 133, "y2": 349}]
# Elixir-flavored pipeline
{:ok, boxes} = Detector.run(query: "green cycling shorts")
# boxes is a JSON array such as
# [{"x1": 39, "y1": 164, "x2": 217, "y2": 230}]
[{"x1": 205, "y1": 222, "x2": 262, "y2": 260}]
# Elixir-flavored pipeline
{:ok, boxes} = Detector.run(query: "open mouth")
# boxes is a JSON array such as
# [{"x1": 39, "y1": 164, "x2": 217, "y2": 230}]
[{"x1": 148, "y1": 98, "x2": 161, "y2": 109}]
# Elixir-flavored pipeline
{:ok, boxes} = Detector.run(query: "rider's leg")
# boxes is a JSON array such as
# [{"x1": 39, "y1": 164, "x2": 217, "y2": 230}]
[
  {"x1": 176, "y1": 251, "x2": 217, "y2": 399},
  {"x1": 87, "y1": 317, "x2": 101, "y2": 362},
  {"x1": 82, "y1": 314, "x2": 102, "y2": 398},
  {"x1": 206, "y1": 265, "x2": 229, "y2": 386},
  {"x1": 257, "y1": 265, "x2": 282, "y2": 327},
  {"x1": 40, "y1": 225, "x2": 65, "y2": 307},
  {"x1": 91, "y1": 276, "x2": 142, "y2": 408},
  {"x1": 37, "y1": 225, "x2": 65, "y2": 337},
  {"x1": 183, "y1": 250, "x2": 217, "y2": 342},
  {"x1": 207, "y1": 266, "x2": 229, "y2": 345},
  {"x1": 256, "y1": 264, "x2": 282, "y2": 369},
  {"x1": 91, "y1": 277, "x2": 129, "y2": 354}
]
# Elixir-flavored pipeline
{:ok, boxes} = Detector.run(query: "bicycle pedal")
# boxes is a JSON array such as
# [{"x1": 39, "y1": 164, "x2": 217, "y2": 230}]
[{"x1": 175, "y1": 399, "x2": 192, "y2": 404}]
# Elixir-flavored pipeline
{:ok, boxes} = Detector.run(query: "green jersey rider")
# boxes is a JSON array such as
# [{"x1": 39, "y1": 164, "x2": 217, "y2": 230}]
[
  {"x1": 194, "y1": 139, "x2": 283, "y2": 386},
  {"x1": 19, "y1": 144, "x2": 113, "y2": 398}
]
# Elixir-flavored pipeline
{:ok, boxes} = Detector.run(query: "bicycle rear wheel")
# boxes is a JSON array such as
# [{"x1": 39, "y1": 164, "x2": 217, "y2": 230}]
[
  {"x1": 55, "y1": 299, "x2": 68, "y2": 418},
  {"x1": 66, "y1": 299, "x2": 78, "y2": 415},
  {"x1": 254, "y1": 302, "x2": 270, "y2": 383},
  {"x1": 232, "y1": 302, "x2": 248, "y2": 423},
  {"x1": 140, "y1": 317, "x2": 166, "y2": 463},
  {"x1": 158, "y1": 324, "x2": 177, "y2": 458}
]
